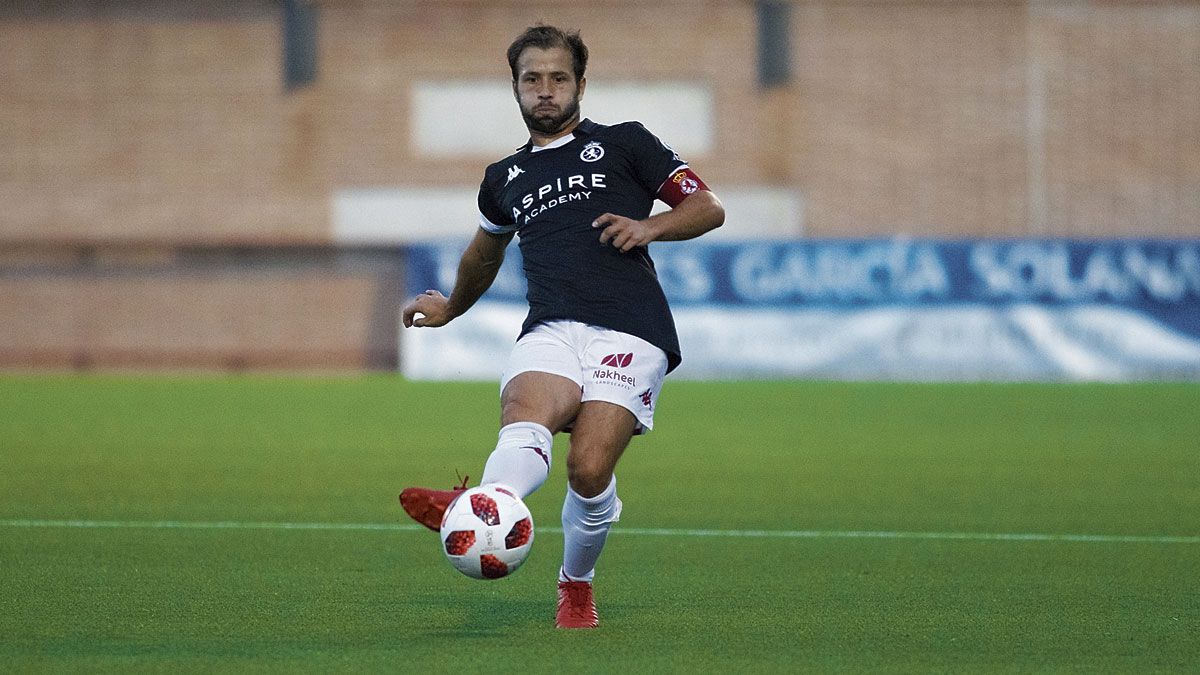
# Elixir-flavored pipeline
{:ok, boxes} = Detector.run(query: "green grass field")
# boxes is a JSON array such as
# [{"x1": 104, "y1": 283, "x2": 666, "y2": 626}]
[{"x1": 1, "y1": 375, "x2": 1198, "y2": 672}]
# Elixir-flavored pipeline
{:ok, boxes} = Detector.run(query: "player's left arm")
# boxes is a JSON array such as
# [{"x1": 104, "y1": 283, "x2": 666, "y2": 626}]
[{"x1": 594, "y1": 188, "x2": 724, "y2": 253}]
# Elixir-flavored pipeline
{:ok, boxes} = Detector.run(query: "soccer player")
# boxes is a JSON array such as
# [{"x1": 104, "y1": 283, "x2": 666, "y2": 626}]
[{"x1": 399, "y1": 24, "x2": 724, "y2": 629}]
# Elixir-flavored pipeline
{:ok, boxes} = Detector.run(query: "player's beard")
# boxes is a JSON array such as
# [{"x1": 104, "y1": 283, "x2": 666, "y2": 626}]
[{"x1": 520, "y1": 95, "x2": 581, "y2": 136}]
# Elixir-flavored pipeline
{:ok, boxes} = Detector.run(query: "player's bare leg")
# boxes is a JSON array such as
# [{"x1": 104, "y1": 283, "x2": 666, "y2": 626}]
[
  {"x1": 556, "y1": 400, "x2": 636, "y2": 629},
  {"x1": 399, "y1": 371, "x2": 580, "y2": 530},
  {"x1": 498, "y1": 370, "x2": 581, "y2": 432},
  {"x1": 564, "y1": 401, "x2": 634, "y2": 497}
]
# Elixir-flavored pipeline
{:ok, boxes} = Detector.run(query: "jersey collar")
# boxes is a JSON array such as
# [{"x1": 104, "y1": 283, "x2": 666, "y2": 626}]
[
  {"x1": 517, "y1": 118, "x2": 598, "y2": 152},
  {"x1": 530, "y1": 132, "x2": 575, "y2": 153}
]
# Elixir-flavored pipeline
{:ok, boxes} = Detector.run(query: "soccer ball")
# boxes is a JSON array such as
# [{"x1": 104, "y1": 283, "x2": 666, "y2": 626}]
[{"x1": 439, "y1": 485, "x2": 534, "y2": 580}]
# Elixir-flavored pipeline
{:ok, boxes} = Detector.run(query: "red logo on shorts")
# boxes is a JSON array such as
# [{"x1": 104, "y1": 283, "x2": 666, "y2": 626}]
[
  {"x1": 601, "y1": 353, "x2": 634, "y2": 368},
  {"x1": 640, "y1": 389, "x2": 653, "y2": 408}
]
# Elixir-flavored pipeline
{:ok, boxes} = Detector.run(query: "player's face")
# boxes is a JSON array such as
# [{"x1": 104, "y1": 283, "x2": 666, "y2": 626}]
[{"x1": 513, "y1": 46, "x2": 585, "y2": 136}]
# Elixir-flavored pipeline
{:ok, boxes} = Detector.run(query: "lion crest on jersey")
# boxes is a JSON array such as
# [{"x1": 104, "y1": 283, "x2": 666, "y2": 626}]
[{"x1": 580, "y1": 141, "x2": 604, "y2": 162}]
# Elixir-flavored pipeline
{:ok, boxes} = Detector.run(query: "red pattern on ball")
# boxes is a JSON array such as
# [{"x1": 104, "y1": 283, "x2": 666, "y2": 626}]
[
  {"x1": 480, "y1": 554, "x2": 509, "y2": 579},
  {"x1": 444, "y1": 530, "x2": 475, "y2": 556},
  {"x1": 505, "y1": 517, "x2": 532, "y2": 549},
  {"x1": 470, "y1": 493, "x2": 500, "y2": 525}
]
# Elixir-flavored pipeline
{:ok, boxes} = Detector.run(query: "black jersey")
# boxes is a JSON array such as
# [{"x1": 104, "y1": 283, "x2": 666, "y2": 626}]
[{"x1": 477, "y1": 118, "x2": 687, "y2": 372}]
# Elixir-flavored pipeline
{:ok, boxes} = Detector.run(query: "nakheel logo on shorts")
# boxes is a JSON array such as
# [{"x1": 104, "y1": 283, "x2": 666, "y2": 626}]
[
  {"x1": 600, "y1": 353, "x2": 634, "y2": 368},
  {"x1": 594, "y1": 353, "x2": 636, "y2": 388}
]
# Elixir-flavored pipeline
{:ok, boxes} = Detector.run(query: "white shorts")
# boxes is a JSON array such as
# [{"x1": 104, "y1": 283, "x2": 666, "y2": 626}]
[{"x1": 500, "y1": 320, "x2": 669, "y2": 433}]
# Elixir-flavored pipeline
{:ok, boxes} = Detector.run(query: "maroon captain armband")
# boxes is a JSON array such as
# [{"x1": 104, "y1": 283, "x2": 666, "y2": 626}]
[{"x1": 656, "y1": 167, "x2": 710, "y2": 208}]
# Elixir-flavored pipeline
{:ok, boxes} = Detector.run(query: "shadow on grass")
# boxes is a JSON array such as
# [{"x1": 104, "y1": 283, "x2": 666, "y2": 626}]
[{"x1": 409, "y1": 591, "x2": 550, "y2": 638}]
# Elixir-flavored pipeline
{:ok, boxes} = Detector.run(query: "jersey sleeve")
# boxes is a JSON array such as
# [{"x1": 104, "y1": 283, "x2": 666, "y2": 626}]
[
  {"x1": 623, "y1": 122, "x2": 689, "y2": 196},
  {"x1": 477, "y1": 174, "x2": 518, "y2": 234}
]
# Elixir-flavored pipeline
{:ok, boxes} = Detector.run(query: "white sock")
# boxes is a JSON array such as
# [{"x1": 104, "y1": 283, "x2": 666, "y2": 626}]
[
  {"x1": 479, "y1": 422, "x2": 553, "y2": 499},
  {"x1": 560, "y1": 476, "x2": 622, "y2": 583}
]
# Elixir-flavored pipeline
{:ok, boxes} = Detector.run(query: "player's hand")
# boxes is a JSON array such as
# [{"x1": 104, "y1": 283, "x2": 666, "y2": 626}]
[
  {"x1": 593, "y1": 213, "x2": 656, "y2": 252},
  {"x1": 402, "y1": 289, "x2": 453, "y2": 328}
]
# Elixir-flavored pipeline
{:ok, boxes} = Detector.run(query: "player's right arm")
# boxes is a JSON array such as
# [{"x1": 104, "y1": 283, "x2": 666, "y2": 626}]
[{"x1": 402, "y1": 228, "x2": 514, "y2": 328}]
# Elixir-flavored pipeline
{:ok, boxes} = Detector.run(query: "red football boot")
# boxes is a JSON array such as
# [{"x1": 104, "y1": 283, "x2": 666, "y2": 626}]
[
  {"x1": 555, "y1": 581, "x2": 599, "y2": 629},
  {"x1": 398, "y1": 475, "x2": 469, "y2": 532}
]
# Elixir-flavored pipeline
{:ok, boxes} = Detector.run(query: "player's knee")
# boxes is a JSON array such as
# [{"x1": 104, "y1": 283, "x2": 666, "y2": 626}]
[
  {"x1": 566, "y1": 454, "x2": 611, "y2": 498},
  {"x1": 500, "y1": 396, "x2": 537, "y2": 424}
]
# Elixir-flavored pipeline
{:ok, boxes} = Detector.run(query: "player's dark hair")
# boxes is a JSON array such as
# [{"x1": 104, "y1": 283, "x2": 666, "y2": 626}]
[{"x1": 506, "y1": 25, "x2": 588, "y2": 83}]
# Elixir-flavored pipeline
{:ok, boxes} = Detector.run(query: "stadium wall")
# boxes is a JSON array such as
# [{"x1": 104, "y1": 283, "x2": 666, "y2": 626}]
[
  {"x1": 2, "y1": 1, "x2": 1197, "y2": 244},
  {"x1": 0, "y1": 245, "x2": 403, "y2": 371},
  {"x1": 1, "y1": 2, "x2": 1197, "y2": 372}
]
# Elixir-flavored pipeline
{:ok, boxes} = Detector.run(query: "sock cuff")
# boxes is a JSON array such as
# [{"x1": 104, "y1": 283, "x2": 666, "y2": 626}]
[
  {"x1": 499, "y1": 421, "x2": 553, "y2": 447},
  {"x1": 567, "y1": 475, "x2": 616, "y2": 506},
  {"x1": 559, "y1": 566, "x2": 593, "y2": 583}
]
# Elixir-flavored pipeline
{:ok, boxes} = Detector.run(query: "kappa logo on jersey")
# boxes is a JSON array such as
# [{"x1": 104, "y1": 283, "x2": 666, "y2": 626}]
[
  {"x1": 505, "y1": 165, "x2": 525, "y2": 186},
  {"x1": 601, "y1": 353, "x2": 634, "y2": 368},
  {"x1": 579, "y1": 141, "x2": 605, "y2": 162}
]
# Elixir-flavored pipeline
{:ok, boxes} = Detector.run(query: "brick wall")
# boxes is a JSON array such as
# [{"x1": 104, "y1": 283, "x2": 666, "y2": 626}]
[
  {"x1": 0, "y1": 245, "x2": 402, "y2": 371},
  {"x1": 1, "y1": 1, "x2": 1196, "y2": 370},
  {"x1": 3, "y1": 1, "x2": 1197, "y2": 243},
  {"x1": 3, "y1": 1, "x2": 1197, "y2": 242},
  {"x1": 1035, "y1": 4, "x2": 1200, "y2": 235}
]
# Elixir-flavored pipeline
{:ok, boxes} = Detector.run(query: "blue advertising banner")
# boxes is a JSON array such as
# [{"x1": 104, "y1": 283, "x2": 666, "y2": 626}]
[{"x1": 403, "y1": 239, "x2": 1200, "y2": 381}]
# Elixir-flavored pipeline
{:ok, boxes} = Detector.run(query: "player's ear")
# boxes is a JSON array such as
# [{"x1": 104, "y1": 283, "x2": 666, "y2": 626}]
[
  {"x1": 577, "y1": 76, "x2": 586, "y2": 100},
  {"x1": 512, "y1": 79, "x2": 519, "y2": 100}
]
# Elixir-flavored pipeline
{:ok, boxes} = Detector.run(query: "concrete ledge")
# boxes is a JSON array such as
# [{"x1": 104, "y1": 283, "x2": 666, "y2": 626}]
[
  {"x1": 411, "y1": 80, "x2": 714, "y2": 158},
  {"x1": 333, "y1": 186, "x2": 803, "y2": 243}
]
